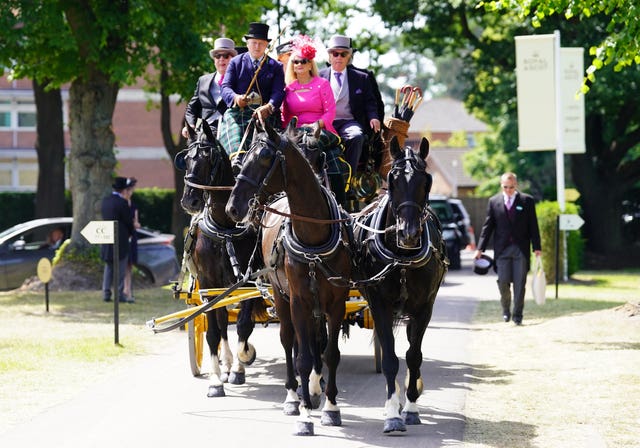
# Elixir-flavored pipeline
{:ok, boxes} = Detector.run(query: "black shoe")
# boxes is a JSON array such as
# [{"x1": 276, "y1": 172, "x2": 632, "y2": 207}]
[
  {"x1": 502, "y1": 311, "x2": 511, "y2": 322},
  {"x1": 119, "y1": 297, "x2": 134, "y2": 303},
  {"x1": 103, "y1": 297, "x2": 112, "y2": 302},
  {"x1": 513, "y1": 317, "x2": 522, "y2": 325}
]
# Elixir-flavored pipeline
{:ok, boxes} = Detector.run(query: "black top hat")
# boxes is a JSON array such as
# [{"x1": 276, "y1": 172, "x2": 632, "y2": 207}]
[
  {"x1": 276, "y1": 40, "x2": 293, "y2": 55},
  {"x1": 473, "y1": 254, "x2": 494, "y2": 275},
  {"x1": 244, "y1": 22, "x2": 270, "y2": 42},
  {"x1": 112, "y1": 177, "x2": 128, "y2": 191}
]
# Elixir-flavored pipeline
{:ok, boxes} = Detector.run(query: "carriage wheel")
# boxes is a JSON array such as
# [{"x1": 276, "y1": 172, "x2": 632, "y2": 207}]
[
  {"x1": 373, "y1": 330, "x2": 382, "y2": 374},
  {"x1": 188, "y1": 311, "x2": 206, "y2": 377}
]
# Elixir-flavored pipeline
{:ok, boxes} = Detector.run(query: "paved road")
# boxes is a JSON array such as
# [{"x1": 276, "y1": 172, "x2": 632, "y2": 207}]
[{"x1": 3, "y1": 251, "x2": 495, "y2": 447}]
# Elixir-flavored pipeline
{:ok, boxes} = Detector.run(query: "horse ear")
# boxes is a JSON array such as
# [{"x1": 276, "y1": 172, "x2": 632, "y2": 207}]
[
  {"x1": 389, "y1": 135, "x2": 402, "y2": 160},
  {"x1": 186, "y1": 123, "x2": 196, "y2": 141},
  {"x1": 265, "y1": 121, "x2": 281, "y2": 144},
  {"x1": 286, "y1": 117, "x2": 298, "y2": 135},
  {"x1": 418, "y1": 137, "x2": 429, "y2": 159},
  {"x1": 202, "y1": 120, "x2": 215, "y2": 143}
]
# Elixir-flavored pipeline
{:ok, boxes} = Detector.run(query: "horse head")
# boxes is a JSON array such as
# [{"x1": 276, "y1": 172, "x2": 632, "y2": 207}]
[
  {"x1": 175, "y1": 121, "x2": 232, "y2": 214},
  {"x1": 387, "y1": 136, "x2": 432, "y2": 249},
  {"x1": 226, "y1": 119, "x2": 298, "y2": 222}
]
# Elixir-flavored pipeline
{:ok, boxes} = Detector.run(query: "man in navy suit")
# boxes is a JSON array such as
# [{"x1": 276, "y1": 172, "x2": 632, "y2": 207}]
[
  {"x1": 219, "y1": 23, "x2": 284, "y2": 165},
  {"x1": 182, "y1": 37, "x2": 237, "y2": 138},
  {"x1": 319, "y1": 35, "x2": 380, "y2": 184},
  {"x1": 475, "y1": 172, "x2": 542, "y2": 325},
  {"x1": 101, "y1": 177, "x2": 135, "y2": 303}
]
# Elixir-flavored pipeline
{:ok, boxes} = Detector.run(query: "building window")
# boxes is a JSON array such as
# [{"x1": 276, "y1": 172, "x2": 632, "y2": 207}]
[{"x1": 0, "y1": 97, "x2": 37, "y2": 129}]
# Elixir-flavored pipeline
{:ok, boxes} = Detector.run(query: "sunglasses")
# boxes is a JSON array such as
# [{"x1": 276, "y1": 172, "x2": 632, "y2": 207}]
[
  {"x1": 292, "y1": 59, "x2": 309, "y2": 65},
  {"x1": 330, "y1": 51, "x2": 350, "y2": 58},
  {"x1": 214, "y1": 53, "x2": 232, "y2": 59}
]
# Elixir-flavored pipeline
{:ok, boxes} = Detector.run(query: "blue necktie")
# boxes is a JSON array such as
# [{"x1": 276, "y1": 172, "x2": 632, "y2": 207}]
[{"x1": 334, "y1": 72, "x2": 342, "y2": 87}]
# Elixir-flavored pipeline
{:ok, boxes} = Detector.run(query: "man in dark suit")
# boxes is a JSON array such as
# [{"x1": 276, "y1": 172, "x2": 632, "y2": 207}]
[
  {"x1": 475, "y1": 172, "x2": 542, "y2": 325},
  {"x1": 182, "y1": 38, "x2": 237, "y2": 138},
  {"x1": 319, "y1": 35, "x2": 380, "y2": 182},
  {"x1": 221, "y1": 22, "x2": 284, "y2": 115},
  {"x1": 101, "y1": 177, "x2": 135, "y2": 303}
]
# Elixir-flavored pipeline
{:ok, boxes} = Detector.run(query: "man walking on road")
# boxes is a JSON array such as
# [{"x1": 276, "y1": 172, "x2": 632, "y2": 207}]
[{"x1": 474, "y1": 172, "x2": 541, "y2": 325}]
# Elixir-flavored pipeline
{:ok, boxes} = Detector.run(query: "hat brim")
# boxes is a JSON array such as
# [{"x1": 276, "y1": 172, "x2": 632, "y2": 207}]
[
  {"x1": 328, "y1": 46, "x2": 352, "y2": 51},
  {"x1": 244, "y1": 35, "x2": 271, "y2": 42}
]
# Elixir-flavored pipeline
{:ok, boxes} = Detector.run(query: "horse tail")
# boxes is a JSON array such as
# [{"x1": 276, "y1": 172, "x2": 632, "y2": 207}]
[{"x1": 251, "y1": 297, "x2": 271, "y2": 322}]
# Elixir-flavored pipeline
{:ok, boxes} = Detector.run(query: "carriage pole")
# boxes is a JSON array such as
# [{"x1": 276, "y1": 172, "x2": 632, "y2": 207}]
[{"x1": 113, "y1": 223, "x2": 120, "y2": 345}]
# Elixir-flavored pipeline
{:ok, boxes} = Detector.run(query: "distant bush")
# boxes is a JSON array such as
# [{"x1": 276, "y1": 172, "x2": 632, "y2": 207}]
[{"x1": 536, "y1": 201, "x2": 585, "y2": 283}]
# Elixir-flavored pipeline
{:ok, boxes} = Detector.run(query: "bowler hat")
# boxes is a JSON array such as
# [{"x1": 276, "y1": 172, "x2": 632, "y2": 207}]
[
  {"x1": 327, "y1": 35, "x2": 352, "y2": 51},
  {"x1": 209, "y1": 37, "x2": 238, "y2": 60},
  {"x1": 473, "y1": 254, "x2": 494, "y2": 275},
  {"x1": 244, "y1": 22, "x2": 270, "y2": 42},
  {"x1": 112, "y1": 177, "x2": 128, "y2": 191}
]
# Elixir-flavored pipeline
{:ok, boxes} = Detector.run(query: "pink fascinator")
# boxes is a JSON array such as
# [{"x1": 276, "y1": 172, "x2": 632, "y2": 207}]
[{"x1": 292, "y1": 35, "x2": 317, "y2": 60}]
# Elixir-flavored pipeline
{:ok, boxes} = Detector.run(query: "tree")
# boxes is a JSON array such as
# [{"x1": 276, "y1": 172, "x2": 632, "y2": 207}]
[
  {"x1": 372, "y1": 1, "x2": 640, "y2": 259},
  {"x1": 2, "y1": 1, "x2": 270, "y2": 268}
]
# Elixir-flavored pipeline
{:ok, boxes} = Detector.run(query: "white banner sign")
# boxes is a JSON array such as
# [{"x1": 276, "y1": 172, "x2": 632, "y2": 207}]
[
  {"x1": 515, "y1": 34, "x2": 557, "y2": 151},
  {"x1": 560, "y1": 48, "x2": 586, "y2": 154}
]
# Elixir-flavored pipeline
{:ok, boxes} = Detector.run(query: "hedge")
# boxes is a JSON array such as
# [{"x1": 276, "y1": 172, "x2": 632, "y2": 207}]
[
  {"x1": 535, "y1": 200, "x2": 585, "y2": 283},
  {"x1": 0, "y1": 189, "x2": 175, "y2": 234}
]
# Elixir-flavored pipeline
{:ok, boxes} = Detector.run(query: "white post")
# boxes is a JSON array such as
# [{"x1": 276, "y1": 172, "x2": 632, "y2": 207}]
[{"x1": 553, "y1": 30, "x2": 568, "y2": 281}]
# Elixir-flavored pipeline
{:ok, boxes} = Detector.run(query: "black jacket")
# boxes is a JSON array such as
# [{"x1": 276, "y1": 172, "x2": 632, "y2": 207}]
[{"x1": 100, "y1": 193, "x2": 134, "y2": 262}]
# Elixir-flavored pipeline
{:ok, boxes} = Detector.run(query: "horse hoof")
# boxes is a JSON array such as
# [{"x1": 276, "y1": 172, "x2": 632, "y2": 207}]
[
  {"x1": 294, "y1": 420, "x2": 314, "y2": 436},
  {"x1": 228, "y1": 371, "x2": 245, "y2": 385},
  {"x1": 310, "y1": 394, "x2": 322, "y2": 410},
  {"x1": 383, "y1": 417, "x2": 407, "y2": 433},
  {"x1": 402, "y1": 411, "x2": 421, "y2": 425},
  {"x1": 220, "y1": 372, "x2": 229, "y2": 383},
  {"x1": 283, "y1": 401, "x2": 300, "y2": 416},
  {"x1": 238, "y1": 344, "x2": 257, "y2": 366},
  {"x1": 207, "y1": 385, "x2": 225, "y2": 397},
  {"x1": 320, "y1": 410, "x2": 342, "y2": 426}
]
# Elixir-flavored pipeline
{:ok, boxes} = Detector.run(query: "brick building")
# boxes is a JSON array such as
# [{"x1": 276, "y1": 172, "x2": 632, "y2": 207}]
[{"x1": 0, "y1": 74, "x2": 185, "y2": 191}]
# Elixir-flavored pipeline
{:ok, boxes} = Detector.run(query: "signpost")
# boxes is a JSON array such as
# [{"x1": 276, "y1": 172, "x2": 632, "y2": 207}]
[
  {"x1": 37, "y1": 258, "x2": 52, "y2": 312},
  {"x1": 82, "y1": 220, "x2": 120, "y2": 345},
  {"x1": 554, "y1": 214, "x2": 585, "y2": 298}
]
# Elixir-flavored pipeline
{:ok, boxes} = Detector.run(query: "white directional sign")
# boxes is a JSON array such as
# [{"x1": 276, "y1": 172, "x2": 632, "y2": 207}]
[
  {"x1": 559, "y1": 214, "x2": 584, "y2": 231},
  {"x1": 81, "y1": 220, "x2": 115, "y2": 244}
]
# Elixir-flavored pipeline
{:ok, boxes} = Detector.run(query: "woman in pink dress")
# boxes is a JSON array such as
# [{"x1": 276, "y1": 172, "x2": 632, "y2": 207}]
[{"x1": 282, "y1": 35, "x2": 347, "y2": 206}]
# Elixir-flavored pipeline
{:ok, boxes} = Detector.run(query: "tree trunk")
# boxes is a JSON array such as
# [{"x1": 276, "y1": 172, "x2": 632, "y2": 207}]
[
  {"x1": 67, "y1": 74, "x2": 119, "y2": 254},
  {"x1": 160, "y1": 67, "x2": 189, "y2": 261},
  {"x1": 33, "y1": 80, "x2": 66, "y2": 218}
]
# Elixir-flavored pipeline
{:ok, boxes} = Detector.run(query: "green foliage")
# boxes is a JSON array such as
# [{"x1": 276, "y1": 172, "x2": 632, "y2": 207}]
[
  {"x1": 536, "y1": 201, "x2": 585, "y2": 282},
  {"x1": 131, "y1": 188, "x2": 176, "y2": 234},
  {"x1": 0, "y1": 189, "x2": 175, "y2": 235}
]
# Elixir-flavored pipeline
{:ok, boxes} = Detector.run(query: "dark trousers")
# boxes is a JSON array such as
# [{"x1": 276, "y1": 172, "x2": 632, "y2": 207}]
[
  {"x1": 102, "y1": 255, "x2": 128, "y2": 301},
  {"x1": 333, "y1": 119, "x2": 365, "y2": 178},
  {"x1": 496, "y1": 244, "x2": 528, "y2": 319}
]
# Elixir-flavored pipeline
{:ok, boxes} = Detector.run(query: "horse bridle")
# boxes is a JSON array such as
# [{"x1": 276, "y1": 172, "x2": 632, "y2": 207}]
[
  {"x1": 182, "y1": 137, "x2": 229, "y2": 192},
  {"x1": 387, "y1": 148, "x2": 429, "y2": 224}
]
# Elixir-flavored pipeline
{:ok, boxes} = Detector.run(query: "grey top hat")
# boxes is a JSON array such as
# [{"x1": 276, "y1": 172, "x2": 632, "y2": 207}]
[
  {"x1": 244, "y1": 22, "x2": 270, "y2": 42},
  {"x1": 327, "y1": 35, "x2": 352, "y2": 51},
  {"x1": 209, "y1": 37, "x2": 238, "y2": 60}
]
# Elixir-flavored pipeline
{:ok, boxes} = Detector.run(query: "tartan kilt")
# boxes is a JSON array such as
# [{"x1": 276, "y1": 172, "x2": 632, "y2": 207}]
[{"x1": 218, "y1": 106, "x2": 282, "y2": 157}]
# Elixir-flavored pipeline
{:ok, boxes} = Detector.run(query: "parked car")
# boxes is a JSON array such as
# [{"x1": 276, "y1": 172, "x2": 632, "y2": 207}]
[
  {"x1": 0, "y1": 217, "x2": 179, "y2": 290},
  {"x1": 447, "y1": 198, "x2": 476, "y2": 250},
  {"x1": 429, "y1": 196, "x2": 464, "y2": 270}
]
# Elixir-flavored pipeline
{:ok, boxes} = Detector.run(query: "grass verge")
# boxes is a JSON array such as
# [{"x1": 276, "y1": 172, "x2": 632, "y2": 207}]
[
  {"x1": 0, "y1": 286, "x2": 185, "y2": 433},
  {"x1": 463, "y1": 270, "x2": 640, "y2": 448}
]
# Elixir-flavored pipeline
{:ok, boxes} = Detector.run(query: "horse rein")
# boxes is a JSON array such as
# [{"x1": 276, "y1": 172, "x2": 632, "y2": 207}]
[{"x1": 183, "y1": 178, "x2": 232, "y2": 191}]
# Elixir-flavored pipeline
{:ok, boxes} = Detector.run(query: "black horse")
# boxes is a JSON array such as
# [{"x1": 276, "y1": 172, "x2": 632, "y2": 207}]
[
  {"x1": 175, "y1": 121, "x2": 266, "y2": 397},
  {"x1": 226, "y1": 120, "x2": 352, "y2": 436},
  {"x1": 354, "y1": 136, "x2": 448, "y2": 433}
]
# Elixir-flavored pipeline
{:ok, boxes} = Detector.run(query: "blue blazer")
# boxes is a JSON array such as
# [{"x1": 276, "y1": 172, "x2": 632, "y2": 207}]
[
  {"x1": 319, "y1": 66, "x2": 379, "y2": 131},
  {"x1": 221, "y1": 53, "x2": 285, "y2": 109}
]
